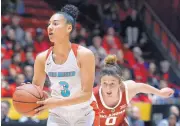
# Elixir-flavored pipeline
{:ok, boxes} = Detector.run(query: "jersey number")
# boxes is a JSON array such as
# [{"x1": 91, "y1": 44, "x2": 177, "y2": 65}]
[
  {"x1": 59, "y1": 81, "x2": 70, "y2": 97},
  {"x1": 105, "y1": 117, "x2": 117, "y2": 125}
]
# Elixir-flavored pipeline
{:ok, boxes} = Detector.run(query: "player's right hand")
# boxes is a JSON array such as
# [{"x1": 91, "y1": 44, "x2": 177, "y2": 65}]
[{"x1": 160, "y1": 87, "x2": 174, "y2": 98}]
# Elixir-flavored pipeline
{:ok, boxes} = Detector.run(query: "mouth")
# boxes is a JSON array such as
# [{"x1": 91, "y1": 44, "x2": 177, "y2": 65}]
[
  {"x1": 106, "y1": 92, "x2": 112, "y2": 96},
  {"x1": 49, "y1": 33, "x2": 53, "y2": 36}
]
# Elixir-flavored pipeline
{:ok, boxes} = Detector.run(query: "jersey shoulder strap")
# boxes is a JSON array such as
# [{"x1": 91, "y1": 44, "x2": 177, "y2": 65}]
[
  {"x1": 71, "y1": 43, "x2": 79, "y2": 58},
  {"x1": 46, "y1": 46, "x2": 53, "y2": 60}
]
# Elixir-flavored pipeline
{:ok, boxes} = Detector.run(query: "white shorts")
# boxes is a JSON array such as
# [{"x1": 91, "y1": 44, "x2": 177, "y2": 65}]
[{"x1": 47, "y1": 101, "x2": 99, "y2": 126}]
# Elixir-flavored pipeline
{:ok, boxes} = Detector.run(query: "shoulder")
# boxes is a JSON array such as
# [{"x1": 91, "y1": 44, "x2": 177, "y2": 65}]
[
  {"x1": 35, "y1": 49, "x2": 49, "y2": 63},
  {"x1": 123, "y1": 80, "x2": 137, "y2": 94},
  {"x1": 93, "y1": 85, "x2": 100, "y2": 95},
  {"x1": 123, "y1": 80, "x2": 135, "y2": 84},
  {"x1": 123, "y1": 80, "x2": 136, "y2": 88},
  {"x1": 77, "y1": 46, "x2": 94, "y2": 57},
  {"x1": 77, "y1": 46, "x2": 95, "y2": 62}
]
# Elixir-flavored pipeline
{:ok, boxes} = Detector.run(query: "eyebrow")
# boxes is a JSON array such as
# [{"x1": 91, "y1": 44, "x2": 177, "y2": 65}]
[
  {"x1": 103, "y1": 81, "x2": 115, "y2": 83},
  {"x1": 53, "y1": 20, "x2": 59, "y2": 21},
  {"x1": 48, "y1": 20, "x2": 60, "y2": 23}
]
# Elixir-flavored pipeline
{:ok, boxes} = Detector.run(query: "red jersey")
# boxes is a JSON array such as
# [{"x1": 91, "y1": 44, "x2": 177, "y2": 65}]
[{"x1": 93, "y1": 86, "x2": 129, "y2": 126}]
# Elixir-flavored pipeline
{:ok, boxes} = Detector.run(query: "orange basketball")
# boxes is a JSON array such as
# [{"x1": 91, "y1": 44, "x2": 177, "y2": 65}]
[{"x1": 12, "y1": 84, "x2": 44, "y2": 117}]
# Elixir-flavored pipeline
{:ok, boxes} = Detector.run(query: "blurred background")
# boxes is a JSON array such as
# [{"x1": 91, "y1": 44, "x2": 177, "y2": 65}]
[{"x1": 1, "y1": 0, "x2": 180, "y2": 126}]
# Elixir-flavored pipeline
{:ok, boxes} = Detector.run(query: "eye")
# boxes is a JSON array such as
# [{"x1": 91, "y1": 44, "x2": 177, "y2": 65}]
[
  {"x1": 111, "y1": 83, "x2": 115, "y2": 86},
  {"x1": 103, "y1": 83, "x2": 107, "y2": 86},
  {"x1": 53, "y1": 22, "x2": 58, "y2": 26}
]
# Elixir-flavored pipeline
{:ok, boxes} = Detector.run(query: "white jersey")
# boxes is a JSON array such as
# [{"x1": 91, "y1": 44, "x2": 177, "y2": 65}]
[{"x1": 44, "y1": 44, "x2": 95, "y2": 113}]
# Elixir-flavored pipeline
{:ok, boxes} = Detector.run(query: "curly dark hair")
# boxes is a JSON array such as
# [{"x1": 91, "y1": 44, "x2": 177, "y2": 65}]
[
  {"x1": 56, "y1": 4, "x2": 79, "y2": 33},
  {"x1": 61, "y1": 4, "x2": 79, "y2": 21}
]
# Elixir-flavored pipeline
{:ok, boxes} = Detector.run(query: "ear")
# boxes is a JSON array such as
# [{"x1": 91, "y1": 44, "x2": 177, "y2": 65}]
[{"x1": 67, "y1": 24, "x2": 72, "y2": 33}]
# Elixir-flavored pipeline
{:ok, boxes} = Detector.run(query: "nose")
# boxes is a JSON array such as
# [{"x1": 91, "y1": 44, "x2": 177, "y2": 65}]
[
  {"x1": 48, "y1": 24, "x2": 53, "y2": 32},
  {"x1": 107, "y1": 86, "x2": 111, "y2": 92}
]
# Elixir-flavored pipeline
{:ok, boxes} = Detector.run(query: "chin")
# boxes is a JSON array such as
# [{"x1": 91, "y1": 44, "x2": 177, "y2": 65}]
[
  {"x1": 106, "y1": 95, "x2": 113, "y2": 97},
  {"x1": 49, "y1": 39, "x2": 55, "y2": 43}
]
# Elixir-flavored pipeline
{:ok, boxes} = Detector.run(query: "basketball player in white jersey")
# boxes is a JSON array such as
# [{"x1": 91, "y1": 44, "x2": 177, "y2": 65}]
[{"x1": 30, "y1": 5, "x2": 99, "y2": 126}]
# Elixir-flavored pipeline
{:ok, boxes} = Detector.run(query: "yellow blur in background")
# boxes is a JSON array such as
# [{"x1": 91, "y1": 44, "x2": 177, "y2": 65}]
[
  {"x1": 132, "y1": 102, "x2": 152, "y2": 121},
  {"x1": 2, "y1": 98, "x2": 49, "y2": 120}
]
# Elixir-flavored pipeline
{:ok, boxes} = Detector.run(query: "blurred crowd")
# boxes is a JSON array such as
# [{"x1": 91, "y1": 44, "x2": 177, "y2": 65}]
[
  {"x1": 1, "y1": 0, "x2": 180, "y2": 125},
  {"x1": 126, "y1": 104, "x2": 180, "y2": 126},
  {"x1": 1, "y1": 14, "x2": 51, "y2": 97}
]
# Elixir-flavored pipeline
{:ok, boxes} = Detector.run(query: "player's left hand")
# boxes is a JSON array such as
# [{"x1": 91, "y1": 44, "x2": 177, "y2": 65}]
[
  {"x1": 159, "y1": 87, "x2": 174, "y2": 98},
  {"x1": 35, "y1": 97, "x2": 58, "y2": 114}
]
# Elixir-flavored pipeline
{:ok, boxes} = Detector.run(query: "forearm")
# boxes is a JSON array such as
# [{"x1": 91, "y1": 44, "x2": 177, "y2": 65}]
[
  {"x1": 32, "y1": 78, "x2": 45, "y2": 89},
  {"x1": 137, "y1": 83, "x2": 162, "y2": 96},
  {"x1": 56, "y1": 91, "x2": 92, "y2": 106}
]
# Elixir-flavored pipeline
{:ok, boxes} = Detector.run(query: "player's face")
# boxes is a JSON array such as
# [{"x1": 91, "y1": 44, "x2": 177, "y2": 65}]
[
  {"x1": 47, "y1": 13, "x2": 72, "y2": 42},
  {"x1": 101, "y1": 75, "x2": 120, "y2": 98}
]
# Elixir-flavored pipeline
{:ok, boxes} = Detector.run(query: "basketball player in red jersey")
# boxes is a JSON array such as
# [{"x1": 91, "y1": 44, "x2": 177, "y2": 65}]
[
  {"x1": 25, "y1": 4, "x2": 99, "y2": 126},
  {"x1": 94, "y1": 55, "x2": 174, "y2": 126}
]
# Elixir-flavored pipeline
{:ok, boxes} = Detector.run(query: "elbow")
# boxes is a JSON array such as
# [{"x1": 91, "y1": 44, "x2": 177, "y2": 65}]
[
  {"x1": 86, "y1": 91, "x2": 92, "y2": 101},
  {"x1": 135, "y1": 83, "x2": 147, "y2": 93},
  {"x1": 83, "y1": 91, "x2": 92, "y2": 101},
  {"x1": 138, "y1": 83, "x2": 147, "y2": 90}
]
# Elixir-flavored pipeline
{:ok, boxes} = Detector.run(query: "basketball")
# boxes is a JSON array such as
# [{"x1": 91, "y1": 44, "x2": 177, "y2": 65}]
[{"x1": 12, "y1": 84, "x2": 44, "y2": 117}]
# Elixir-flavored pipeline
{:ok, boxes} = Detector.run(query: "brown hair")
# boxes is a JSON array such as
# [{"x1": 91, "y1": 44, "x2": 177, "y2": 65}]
[{"x1": 100, "y1": 55, "x2": 125, "y2": 91}]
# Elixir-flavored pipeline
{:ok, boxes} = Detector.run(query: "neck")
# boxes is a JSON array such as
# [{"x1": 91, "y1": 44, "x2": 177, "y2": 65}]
[{"x1": 53, "y1": 39, "x2": 71, "y2": 56}]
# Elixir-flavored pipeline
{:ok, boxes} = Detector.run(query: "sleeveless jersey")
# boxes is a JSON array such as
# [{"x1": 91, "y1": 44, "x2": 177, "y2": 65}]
[
  {"x1": 93, "y1": 83, "x2": 129, "y2": 126},
  {"x1": 45, "y1": 44, "x2": 95, "y2": 112}
]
